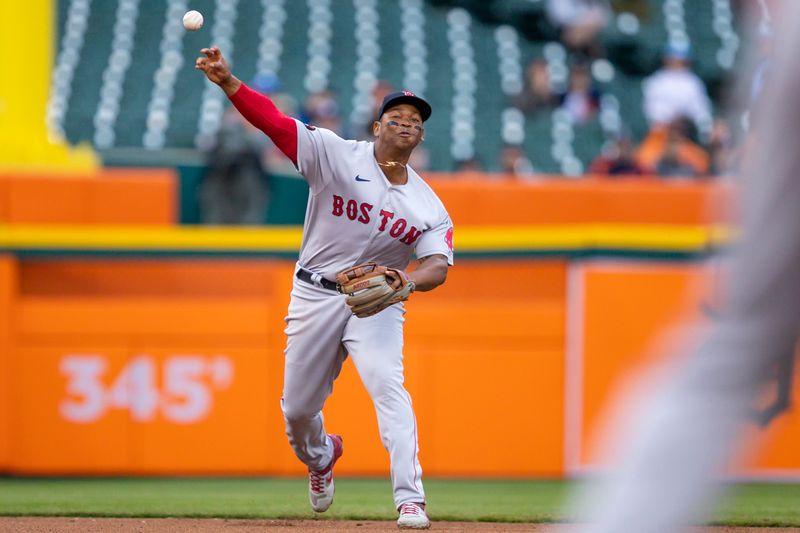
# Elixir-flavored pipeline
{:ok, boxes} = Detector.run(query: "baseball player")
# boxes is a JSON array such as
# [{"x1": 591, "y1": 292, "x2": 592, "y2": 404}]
[
  {"x1": 573, "y1": 2, "x2": 800, "y2": 532},
  {"x1": 195, "y1": 46, "x2": 453, "y2": 530}
]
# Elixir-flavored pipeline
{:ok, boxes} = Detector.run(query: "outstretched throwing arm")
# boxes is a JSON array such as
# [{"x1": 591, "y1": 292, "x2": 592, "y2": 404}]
[{"x1": 195, "y1": 46, "x2": 297, "y2": 166}]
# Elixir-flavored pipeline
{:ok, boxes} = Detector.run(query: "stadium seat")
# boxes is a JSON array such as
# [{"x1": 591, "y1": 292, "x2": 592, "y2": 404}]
[{"x1": 52, "y1": 0, "x2": 738, "y2": 174}]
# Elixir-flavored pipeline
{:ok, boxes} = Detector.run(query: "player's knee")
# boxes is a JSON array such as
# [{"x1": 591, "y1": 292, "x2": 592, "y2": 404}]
[{"x1": 281, "y1": 398, "x2": 319, "y2": 422}]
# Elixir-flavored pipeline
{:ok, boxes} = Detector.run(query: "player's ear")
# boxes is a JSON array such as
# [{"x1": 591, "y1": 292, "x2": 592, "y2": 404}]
[{"x1": 372, "y1": 120, "x2": 381, "y2": 137}]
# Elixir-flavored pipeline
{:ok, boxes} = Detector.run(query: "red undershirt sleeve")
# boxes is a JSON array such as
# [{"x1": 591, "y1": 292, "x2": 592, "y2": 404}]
[{"x1": 228, "y1": 82, "x2": 298, "y2": 166}]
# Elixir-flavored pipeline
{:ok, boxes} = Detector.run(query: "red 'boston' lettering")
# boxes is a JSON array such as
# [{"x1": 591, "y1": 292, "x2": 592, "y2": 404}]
[
  {"x1": 332, "y1": 195, "x2": 344, "y2": 216},
  {"x1": 400, "y1": 226, "x2": 422, "y2": 245},
  {"x1": 332, "y1": 198, "x2": 416, "y2": 240},
  {"x1": 346, "y1": 199, "x2": 358, "y2": 220},
  {"x1": 378, "y1": 210, "x2": 394, "y2": 231},
  {"x1": 358, "y1": 202, "x2": 373, "y2": 224},
  {"x1": 389, "y1": 218, "x2": 407, "y2": 238}
]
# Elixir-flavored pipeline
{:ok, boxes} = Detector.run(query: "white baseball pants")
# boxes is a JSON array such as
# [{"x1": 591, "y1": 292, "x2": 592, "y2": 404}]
[{"x1": 281, "y1": 272, "x2": 425, "y2": 508}]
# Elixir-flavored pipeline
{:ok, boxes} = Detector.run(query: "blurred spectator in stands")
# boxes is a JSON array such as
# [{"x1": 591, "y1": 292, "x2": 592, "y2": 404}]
[
  {"x1": 514, "y1": 58, "x2": 558, "y2": 115},
  {"x1": 558, "y1": 61, "x2": 601, "y2": 123},
  {"x1": 455, "y1": 157, "x2": 483, "y2": 172},
  {"x1": 642, "y1": 42, "x2": 713, "y2": 133},
  {"x1": 408, "y1": 144, "x2": 430, "y2": 172},
  {"x1": 252, "y1": 73, "x2": 299, "y2": 177},
  {"x1": 709, "y1": 118, "x2": 737, "y2": 176},
  {"x1": 612, "y1": 0, "x2": 650, "y2": 20},
  {"x1": 499, "y1": 144, "x2": 538, "y2": 179},
  {"x1": 655, "y1": 137, "x2": 702, "y2": 178},
  {"x1": 355, "y1": 80, "x2": 396, "y2": 140},
  {"x1": 302, "y1": 89, "x2": 344, "y2": 135},
  {"x1": 253, "y1": 73, "x2": 298, "y2": 125},
  {"x1": 635, "y1": 116, "x2": 710, "y2": 177},
  {"x1": 371, "y1": 80, "x2": 395, "y2": 115},
  {"x1": 546, "y1": 0, "x2": 610, "y2": 57},
  {"x1": 589, "y1": 133, "x2": 644, "y2": 176},
  {"x1": 199, "y1": 73, "x2": 301, "y2": 224},
  {"x1": 200, "y1": 106, "x2": 272, "y2": 225}
]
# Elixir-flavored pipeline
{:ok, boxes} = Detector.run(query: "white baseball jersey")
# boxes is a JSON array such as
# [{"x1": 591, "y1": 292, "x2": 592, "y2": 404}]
[
  {"x1": 293, "y1": 121, "x2": 454, "y2": 280},
  {"x1": 278, "y1": 118, "x2": 451, "y2": 512}
]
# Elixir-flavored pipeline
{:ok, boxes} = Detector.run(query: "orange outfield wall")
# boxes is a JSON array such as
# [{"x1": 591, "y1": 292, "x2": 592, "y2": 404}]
[
  {"x1": 4, "y1": 258, "x2": 566, "y2": 476},
  {"x1": 0, "y1": 171, "x2": 734, "y2": 226},
  {"x1": 572, "y1": 261, "x2": 800, "y2": 478},
  {"x1": 425, "y1": 175, "x2": 736, "y2": 225},
  {"x1": 0, "y1": 169, "x2": 176, "y2": 224},
  {"x1": 0, "y1": 255, "x2": 14, "y2": 470},
  {"x1": 6, "y1": 256, "x2": 800, "y2": 477},
  {"x1": 571, "y1": 261, "x2": 709, "y2": 473}
]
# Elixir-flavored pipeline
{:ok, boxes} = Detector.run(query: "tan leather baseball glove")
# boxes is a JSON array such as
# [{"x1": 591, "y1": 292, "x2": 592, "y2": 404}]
[{"x1": 336, "y1": 262, "x2": 415, "y2": 318}]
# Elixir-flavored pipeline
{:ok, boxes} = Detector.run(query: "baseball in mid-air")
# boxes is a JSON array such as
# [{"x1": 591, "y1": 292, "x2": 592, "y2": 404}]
[{"x1": 183, "y1": 10, "x2": 204, "y2": 31}]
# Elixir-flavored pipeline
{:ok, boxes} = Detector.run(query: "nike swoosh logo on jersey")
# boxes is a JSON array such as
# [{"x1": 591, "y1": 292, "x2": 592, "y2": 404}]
[{"x1": 355, "y1": 175, "x2": 371, "y2": 182}]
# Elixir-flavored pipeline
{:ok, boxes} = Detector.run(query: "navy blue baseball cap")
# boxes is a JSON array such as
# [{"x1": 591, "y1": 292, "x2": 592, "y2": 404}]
[{"x1": 377, "y1": 90, "x2": 432, "y2": 122}]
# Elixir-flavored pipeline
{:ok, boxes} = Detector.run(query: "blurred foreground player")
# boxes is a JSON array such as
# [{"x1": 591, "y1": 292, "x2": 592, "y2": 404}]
[
  {"x1": 574, "y1": 2, "x2": 800, "y2": 532},
  {"x1": 195, "y1": 46, "x2": 453, "y2": 529}
]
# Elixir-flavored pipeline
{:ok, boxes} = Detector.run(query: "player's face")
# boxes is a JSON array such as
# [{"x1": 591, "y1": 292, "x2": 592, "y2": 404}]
[{"x1": 374, "y1": 104, "x2": 424, "y2": 150}]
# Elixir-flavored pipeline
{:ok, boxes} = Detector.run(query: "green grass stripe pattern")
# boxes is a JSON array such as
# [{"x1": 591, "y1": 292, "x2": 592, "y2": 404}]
[
  {"x1": 1, "y1": 478, "x2": 800, "y2": 526},
  {"x1": 0, "y1": 478, "x2": 565, "y2": 522}
]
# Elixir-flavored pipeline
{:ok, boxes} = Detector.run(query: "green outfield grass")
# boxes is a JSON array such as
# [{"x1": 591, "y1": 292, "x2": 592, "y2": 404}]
[{"x1": 0, "y1": 478, "x2": 799, "y2": 526}]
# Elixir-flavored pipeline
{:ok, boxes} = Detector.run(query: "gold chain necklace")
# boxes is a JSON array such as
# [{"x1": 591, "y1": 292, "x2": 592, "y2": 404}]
[{"x1": 378, "y1": 160, "x2": 406, "y2": 169}]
